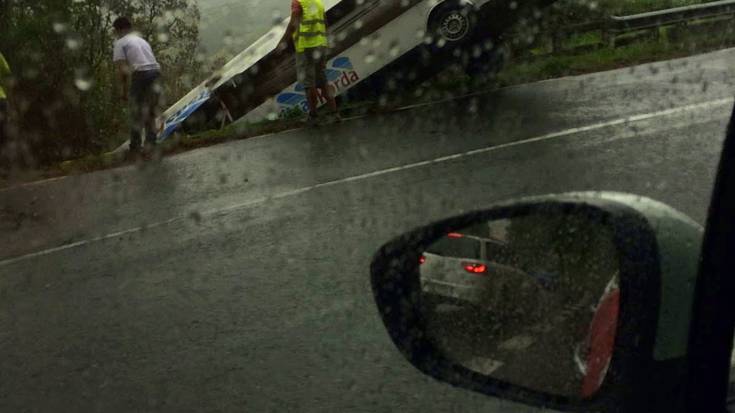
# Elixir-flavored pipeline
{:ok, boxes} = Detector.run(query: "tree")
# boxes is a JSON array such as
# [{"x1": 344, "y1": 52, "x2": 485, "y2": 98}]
[{"x1": 0, "y1": 0, "x2": 201, "y2": 168}]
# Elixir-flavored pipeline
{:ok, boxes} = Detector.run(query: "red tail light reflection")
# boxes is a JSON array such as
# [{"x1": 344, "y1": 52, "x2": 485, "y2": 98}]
[
  {"x1": 419, "y1": 255, "x2": 426, "y2": 265},
  {"x1": 463, "y1": 263, "x2": 487, "y2": 274}
]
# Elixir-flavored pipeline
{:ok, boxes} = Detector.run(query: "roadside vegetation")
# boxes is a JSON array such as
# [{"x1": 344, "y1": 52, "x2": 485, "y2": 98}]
[
  {"x1": 0, "y1": 1, "x2": 202, "y2": 170},
  {"x1": 420, "y1": 0, "x2": 734, "y2": 101},
  {"x1": 499, "y1": 0, "x2": 734, "y2": 84}
]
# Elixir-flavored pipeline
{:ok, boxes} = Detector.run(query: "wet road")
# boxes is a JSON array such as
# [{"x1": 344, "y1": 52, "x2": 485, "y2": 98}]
[
  {"x1": 424, "y1": 299, "x2": 592, "y2": 398},
  {"x1": 1, "y1": 48, "x2": 734, "y2": 412}
]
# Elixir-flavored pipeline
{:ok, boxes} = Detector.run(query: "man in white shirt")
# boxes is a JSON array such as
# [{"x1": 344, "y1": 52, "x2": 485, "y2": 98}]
[{"x1": 113, "y1": 17, "x2": 163, "y2": 158}]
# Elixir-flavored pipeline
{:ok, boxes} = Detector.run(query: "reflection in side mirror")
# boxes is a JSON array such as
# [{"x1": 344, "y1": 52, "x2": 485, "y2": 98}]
[
  {"x1": 419, "y1": 214, "x2": 620, "y2": 399},
  {"x1": 370, "y1": 193, "x2": 703, "y2": 413}
]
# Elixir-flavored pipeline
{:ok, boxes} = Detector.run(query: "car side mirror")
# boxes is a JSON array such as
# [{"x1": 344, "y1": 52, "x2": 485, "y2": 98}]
[{"x1": 370, "y1": 192, "x2": 702, "y2": 413}]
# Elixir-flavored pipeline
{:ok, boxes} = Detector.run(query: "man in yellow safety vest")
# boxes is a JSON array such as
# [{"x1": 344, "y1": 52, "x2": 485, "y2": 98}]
[{"x1": 281, "y1": 0, "x2": 340, "y2": 125}]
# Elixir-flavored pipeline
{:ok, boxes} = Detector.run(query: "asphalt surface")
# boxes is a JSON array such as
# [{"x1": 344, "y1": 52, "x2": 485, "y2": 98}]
[
  {"x1": 424, "y1": 297, "x2": 592, "y2": 398},
  {"x1": 1, "y1": 47, "x2": 734, "y2": 412}
]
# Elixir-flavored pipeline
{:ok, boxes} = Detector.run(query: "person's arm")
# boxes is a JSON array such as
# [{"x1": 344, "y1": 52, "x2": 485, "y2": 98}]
[
  {"x1": 112, "y1": 41, "x2": 129, "y2": 102},
  {"x1": 279, "y1": 0, "x2": 302, "y2": 50},
  {"x1": 116, "y1": 60, "x2": 130, "y2": 102}
]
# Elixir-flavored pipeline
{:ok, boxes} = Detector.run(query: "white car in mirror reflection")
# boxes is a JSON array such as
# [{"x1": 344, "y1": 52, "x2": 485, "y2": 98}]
[{"x1": 419, "y1": 232, "x2": 553, "y2": 314}]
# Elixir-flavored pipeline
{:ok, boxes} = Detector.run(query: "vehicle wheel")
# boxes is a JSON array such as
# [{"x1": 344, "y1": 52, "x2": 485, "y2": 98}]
[{"x1": 428, "y1": 2, "x2": 477, "y2": 49}]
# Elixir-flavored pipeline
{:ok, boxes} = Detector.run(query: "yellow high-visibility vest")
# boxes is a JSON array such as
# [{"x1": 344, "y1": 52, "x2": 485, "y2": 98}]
[
  {"x1": 0, "y1": 52, "x2": 10, "y2": 100},
  {"x1": 294, "y1": 0, "x2": 328, "y2": 53}
]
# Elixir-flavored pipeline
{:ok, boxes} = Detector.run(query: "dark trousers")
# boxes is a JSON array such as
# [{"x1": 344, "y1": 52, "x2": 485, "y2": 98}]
[{"x1": 129, "y1": 70, "x2": 162, "y2": 151}]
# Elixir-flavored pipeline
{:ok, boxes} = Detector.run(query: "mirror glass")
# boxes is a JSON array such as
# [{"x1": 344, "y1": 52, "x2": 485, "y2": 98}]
[{"x1": 419, "y1": 212, "x2": 620, "y2": 399}]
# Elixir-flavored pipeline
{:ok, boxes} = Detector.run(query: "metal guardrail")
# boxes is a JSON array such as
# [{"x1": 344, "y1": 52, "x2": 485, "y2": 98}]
[
  {"x1": 604, "y1": 0, "x2": 735, "y2": 47},
  {"x1": 536, "y1": 0, "x2": 735, "y2": 53},
  {"x1": 609, "y1": 0, "x2": 735, "y2": 33}
]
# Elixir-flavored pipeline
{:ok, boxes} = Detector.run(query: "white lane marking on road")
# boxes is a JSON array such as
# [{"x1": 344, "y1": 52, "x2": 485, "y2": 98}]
[
  {"x1": 1, "y1": 97, "x2": 732, "y2": 268},
  {"x1": 464, "y1": 357, "x2": 505, "y2": 375},
  {"x1": 0, "y1": 217, "x2": 182, "y2": 268},
  {"x1": 0, "y1": 176, "x2": 69, "y2": 193},
  {"x1": 498, "y1": 335, "x2": 536, "y2": 351}
]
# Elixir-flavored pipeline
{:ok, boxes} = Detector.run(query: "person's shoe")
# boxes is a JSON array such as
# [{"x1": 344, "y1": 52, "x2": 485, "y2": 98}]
[
  {"x1": 125, "y1": 149, "x2": 143, "y2": 162},
  {"x1": 144, "y1": 144, "x2": 161, "y2": 161},
  {"x1": 141, "y1": 151, "x2": 154, "y2": 162},
  {"x1": 306, "y1": 113, "x2": 320, "y2": 127},
  {"x1": 329, "y1": 112, "x2": 343, "y2": 124}
]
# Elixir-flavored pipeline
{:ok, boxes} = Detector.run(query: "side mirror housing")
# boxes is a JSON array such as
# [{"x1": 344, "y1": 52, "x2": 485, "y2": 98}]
[{"x1": 370, "y1": 192, "x2": 702, "y2": 413}]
